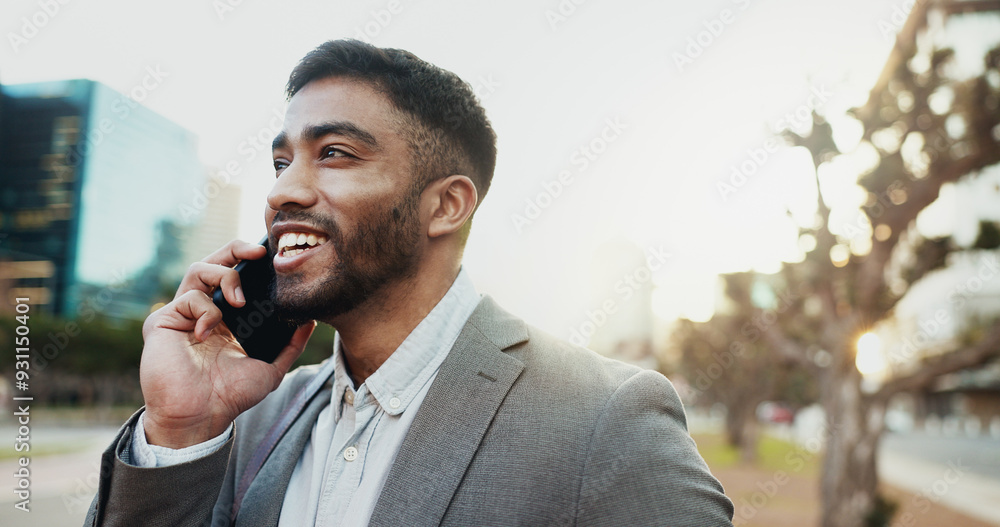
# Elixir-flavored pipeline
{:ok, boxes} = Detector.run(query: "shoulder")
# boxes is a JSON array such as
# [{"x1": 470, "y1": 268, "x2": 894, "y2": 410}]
[
  {"x1": 513, "y1": 323, "x2": 679, "y2": 408},
  {"x1": 468, "y1": 295, "x2": 669, "y2": 396},
  {"x1": 463, "y1": 304, "x2": 733, "y2": 523},
  {"x1": 505, "y1": 329, "x2": 733, "y2": 524}
]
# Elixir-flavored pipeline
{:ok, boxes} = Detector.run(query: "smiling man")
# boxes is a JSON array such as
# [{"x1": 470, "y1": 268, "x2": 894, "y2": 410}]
[{"x1": 85, "y1": 40, "x2": 734, "y2": 527}]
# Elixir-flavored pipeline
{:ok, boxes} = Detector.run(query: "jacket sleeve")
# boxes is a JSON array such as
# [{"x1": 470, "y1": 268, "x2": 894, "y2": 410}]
[
  {"x1": 575, "y1": 370, "x2": 734, "y2": 526},
  {"x1": 84, "y1": 409, "x2": 235, "y2": 527}
]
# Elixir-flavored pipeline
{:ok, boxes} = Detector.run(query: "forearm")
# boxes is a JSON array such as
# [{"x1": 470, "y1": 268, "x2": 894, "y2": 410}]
[{"x1": 84, "y1": 409, "x2": 234, "y2": 527}]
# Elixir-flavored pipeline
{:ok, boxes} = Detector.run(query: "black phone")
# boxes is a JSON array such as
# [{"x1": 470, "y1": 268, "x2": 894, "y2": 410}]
[{"x1": 212, "y1": 236, "x2": 298, "y2": 363}]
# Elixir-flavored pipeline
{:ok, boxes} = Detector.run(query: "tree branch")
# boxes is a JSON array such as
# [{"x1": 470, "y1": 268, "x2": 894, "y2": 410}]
[
  {"x1": 760, "y1": 320, "x2": 815, "y2": 370},
  {"x1": 857, "y1": 147, "x2": 1000, "y2": 318},
  {"x1": 874, "y1": 320, "x2": 1000, "y2": 400}
]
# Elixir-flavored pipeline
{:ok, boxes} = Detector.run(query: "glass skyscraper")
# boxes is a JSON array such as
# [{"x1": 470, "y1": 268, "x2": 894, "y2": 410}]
[{"x1": 0, "y1": 79, "x2": 202, "y2": 319}]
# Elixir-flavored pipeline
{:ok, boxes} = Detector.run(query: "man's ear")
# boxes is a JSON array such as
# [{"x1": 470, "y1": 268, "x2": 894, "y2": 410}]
[{"x1": 423, "y1": 175, "x2": 478, "y2": 238}]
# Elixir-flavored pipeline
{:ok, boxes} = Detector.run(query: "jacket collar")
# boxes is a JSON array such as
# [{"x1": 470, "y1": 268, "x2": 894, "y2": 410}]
[
  {"x1": 240, "y1": 295, "x2": 528, "y2": 527},
  {"x1": 368, "y1": 295, "x2": 528, "y2": 526}
]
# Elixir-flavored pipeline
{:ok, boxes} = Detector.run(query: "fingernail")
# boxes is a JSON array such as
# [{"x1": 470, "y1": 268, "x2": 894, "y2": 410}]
[{"x1": 235, "y1": 286, "x2": 245, "y2": 304}]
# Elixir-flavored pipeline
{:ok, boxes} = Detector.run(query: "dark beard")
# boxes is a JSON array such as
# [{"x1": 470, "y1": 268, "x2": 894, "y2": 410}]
[{"x1": 269, "y1": 187, "x2": 423, "y2": 325}]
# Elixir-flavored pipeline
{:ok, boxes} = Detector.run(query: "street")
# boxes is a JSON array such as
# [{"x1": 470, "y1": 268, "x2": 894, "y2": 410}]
[
  {"x1": 878, "y1": 431, "x2": 1000, "y2": 526},
  {"x1": 0, "y1": 424, "x2": 118, "y2": 527}
]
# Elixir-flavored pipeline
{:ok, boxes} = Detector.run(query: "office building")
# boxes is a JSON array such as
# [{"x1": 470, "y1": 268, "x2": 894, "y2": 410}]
[{"x1": 0, "y1": 79, "x2": 202, "y2": 319}]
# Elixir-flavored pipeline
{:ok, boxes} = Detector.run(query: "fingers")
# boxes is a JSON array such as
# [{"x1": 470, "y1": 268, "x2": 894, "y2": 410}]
[
  {"x1": 203, "y1": 239, "x2": 268, "y2": 267},
  {"x1": 174, "y1": 240, "x2": 267, "y2": 304},
  {"x1": 164, "y1": 290, "x2": 224, "y2": 341},
  {"x1": 270, "y1": 322, "x2": 317, "y2": 378}
]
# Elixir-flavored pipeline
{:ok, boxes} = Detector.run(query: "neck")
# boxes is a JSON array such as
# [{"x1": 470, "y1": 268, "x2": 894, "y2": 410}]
[{"x1": 327, "y1": 262, "x2": 460, "y2": 386}]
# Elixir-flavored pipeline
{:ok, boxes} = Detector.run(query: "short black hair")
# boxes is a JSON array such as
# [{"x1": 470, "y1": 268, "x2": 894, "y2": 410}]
[{"x1": 286, "y1": 40, "x2": 497, "y2": 209}]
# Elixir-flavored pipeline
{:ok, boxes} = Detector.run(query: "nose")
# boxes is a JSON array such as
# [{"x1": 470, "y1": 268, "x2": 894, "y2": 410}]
[{"x1": 267, "y1": 162, "x2": 318, "y2": 212}]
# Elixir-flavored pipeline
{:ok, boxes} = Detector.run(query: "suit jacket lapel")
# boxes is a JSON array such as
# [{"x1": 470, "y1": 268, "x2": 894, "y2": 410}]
[
  {"x1": 236, "y1": 383, "x2": 333, "y2": 527},
  {"x1": 369, "y1": 296, "x2": 528, "y2": 527}
]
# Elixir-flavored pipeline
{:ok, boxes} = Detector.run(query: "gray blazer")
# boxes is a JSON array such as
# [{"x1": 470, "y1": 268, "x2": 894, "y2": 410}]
[{"x1": 85, "y1": 296, "x2": 734, "y2": 526}]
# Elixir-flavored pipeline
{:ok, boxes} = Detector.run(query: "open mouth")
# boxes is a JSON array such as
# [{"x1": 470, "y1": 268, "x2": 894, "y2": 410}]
[{"x1": 277, "y1": 231, "x2": 329, "y2": 257}]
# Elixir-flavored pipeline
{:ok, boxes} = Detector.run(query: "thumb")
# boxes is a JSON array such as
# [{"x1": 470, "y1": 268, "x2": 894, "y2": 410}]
[{"x1": 270, "y1": 321, "x2": 317, "y2": 377}]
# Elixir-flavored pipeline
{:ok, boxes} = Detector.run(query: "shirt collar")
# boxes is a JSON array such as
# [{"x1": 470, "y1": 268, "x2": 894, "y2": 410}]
[{"x1": 330, "y1": 267, "x2": 480, "y2": 420}]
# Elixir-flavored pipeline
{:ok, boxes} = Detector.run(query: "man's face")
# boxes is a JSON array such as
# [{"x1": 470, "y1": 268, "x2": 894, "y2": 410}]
[{"x1": 266, "y1": 77, "x2": 424, "y2": 323}]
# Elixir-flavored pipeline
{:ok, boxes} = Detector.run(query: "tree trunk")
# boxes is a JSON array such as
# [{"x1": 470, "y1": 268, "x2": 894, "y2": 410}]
[
  {"x1": 739, "y1": 417, "x2": 759, "y2": 464},
  {"x1": 820, "y1": 361, "x2": 887, "y2": 527},
  {"x1": 725, "y1": 396, "x2": 761, "y2": 463}
]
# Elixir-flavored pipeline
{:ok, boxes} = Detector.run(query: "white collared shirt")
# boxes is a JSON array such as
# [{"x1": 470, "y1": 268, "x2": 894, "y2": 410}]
[{"x1": 131, "y1": 268, "x2": 481, "y2": 527}]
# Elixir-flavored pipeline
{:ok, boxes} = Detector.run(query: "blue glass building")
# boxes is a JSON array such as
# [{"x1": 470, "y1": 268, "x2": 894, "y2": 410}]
[{"x1": 0, "y1": 79, "x2": 201, "y2": 319}]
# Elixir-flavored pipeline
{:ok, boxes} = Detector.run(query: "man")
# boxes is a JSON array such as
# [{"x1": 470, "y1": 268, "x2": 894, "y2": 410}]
[{"x1": 86, "y1": 40, "x2": 734, "y2": 526}]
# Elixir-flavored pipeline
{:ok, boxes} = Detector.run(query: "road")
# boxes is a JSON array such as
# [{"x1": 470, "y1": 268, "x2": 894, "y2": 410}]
[
  {"x1": 0, "y1": 424, "x2": 119, "y2": 527},
  {"x1": 764, "y1": 411, "x2": 1000, "y2": 526},
  {"x1": 878, "y1": 431, "x2": 1000, "y2": 526},
  {"x1": 881, "y1": 431, "x2": 1000, "y2": 481}
]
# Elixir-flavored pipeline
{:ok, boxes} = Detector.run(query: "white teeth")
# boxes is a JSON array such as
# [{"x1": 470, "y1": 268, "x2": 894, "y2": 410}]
[{"x1": 276, "y1": 231, "x2": 329, "y2": 255}]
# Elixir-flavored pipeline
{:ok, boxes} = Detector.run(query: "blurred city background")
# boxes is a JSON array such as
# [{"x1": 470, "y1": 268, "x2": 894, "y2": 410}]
[{"x1": 1, "y1": 0, "x2": 999, "y2": 526}]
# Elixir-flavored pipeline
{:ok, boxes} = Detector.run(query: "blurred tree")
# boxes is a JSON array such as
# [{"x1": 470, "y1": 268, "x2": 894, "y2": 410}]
[
  {"x1": 747, "y1": 3, "x2": 1000, "y2": 526},
  {"x1": 0, "y1": 312, "x2": 144, "y2": 405},
  {"x1": 295, "y1": 322, "x2": 337, "y2": 368},
  {"x1": 0, "y1": 313, "x2": 337, "y2": 407},
  {"x1": 672, "y1": 272, "x2": 818, "y2": 463}
]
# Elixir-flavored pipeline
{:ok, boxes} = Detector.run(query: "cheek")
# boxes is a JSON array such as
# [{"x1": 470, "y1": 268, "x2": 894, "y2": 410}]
[{"x1": 263, "y1": 207, "x2": 282, "y2": 235}]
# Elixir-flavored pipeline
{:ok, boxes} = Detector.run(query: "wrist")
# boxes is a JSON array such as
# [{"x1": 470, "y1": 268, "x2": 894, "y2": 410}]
[{"x1": 143, "y1": 411, "x2": 232, "y2": 449}]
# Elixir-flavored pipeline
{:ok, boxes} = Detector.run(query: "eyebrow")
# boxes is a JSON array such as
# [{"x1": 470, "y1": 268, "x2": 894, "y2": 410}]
[{"x1": 272, "y1": 121, "x2": 380, "y2": 152}]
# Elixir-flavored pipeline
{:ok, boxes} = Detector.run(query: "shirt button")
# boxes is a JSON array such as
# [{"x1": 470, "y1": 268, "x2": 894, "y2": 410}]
[
  {"x1": 389, "y1": 397, "x2": 401, "y2": 409},
  {"x1": 345, "y1": 390, "x2": 354, "y2": 405},
  {"x1": 343, "y1": 446, "x2": 358, "y2": 462}
]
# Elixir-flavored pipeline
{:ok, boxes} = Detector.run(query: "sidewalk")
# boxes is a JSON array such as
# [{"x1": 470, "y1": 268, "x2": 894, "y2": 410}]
[
  {"x1": 0, "y1": 425, "x2": 118, "y2": 526},
  {"x1": 878, "y1": 445, "x2": 1000, "y2": 526}
]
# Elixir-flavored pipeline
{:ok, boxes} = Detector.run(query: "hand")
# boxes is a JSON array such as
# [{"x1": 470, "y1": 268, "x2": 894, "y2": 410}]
[{"x1": 139, "y1": 240, "x2": 316, "y2": 448}]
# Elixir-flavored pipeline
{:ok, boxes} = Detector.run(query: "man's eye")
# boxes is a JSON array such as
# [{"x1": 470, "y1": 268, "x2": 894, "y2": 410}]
[
  {"x1": 322, "y1": 146, "x2": 349, "y2": 158},
  {"x1": 273, "y1": 160, "x2": 289, "y2": 171}
]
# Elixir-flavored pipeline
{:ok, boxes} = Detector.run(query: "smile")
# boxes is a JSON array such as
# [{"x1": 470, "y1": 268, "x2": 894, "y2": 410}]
[{"x1": 277, "y1": 232, "x2": 329, "y2": 257}]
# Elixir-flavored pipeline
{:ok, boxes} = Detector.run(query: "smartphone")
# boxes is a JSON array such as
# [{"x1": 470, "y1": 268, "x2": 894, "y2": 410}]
[{"x1": 212, "y1": 236, "x2": 298, "y2": 363}]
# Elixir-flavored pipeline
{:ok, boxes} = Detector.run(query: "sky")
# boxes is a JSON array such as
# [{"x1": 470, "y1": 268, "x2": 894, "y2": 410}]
[{"x1": 1, "y1": 0, "x2": 984, "y2": 346}]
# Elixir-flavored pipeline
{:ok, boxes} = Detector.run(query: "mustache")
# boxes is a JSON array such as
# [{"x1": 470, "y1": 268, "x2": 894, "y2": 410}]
[{"x1": 270, "y1": 210, "x2": 342, "y2": 246}]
